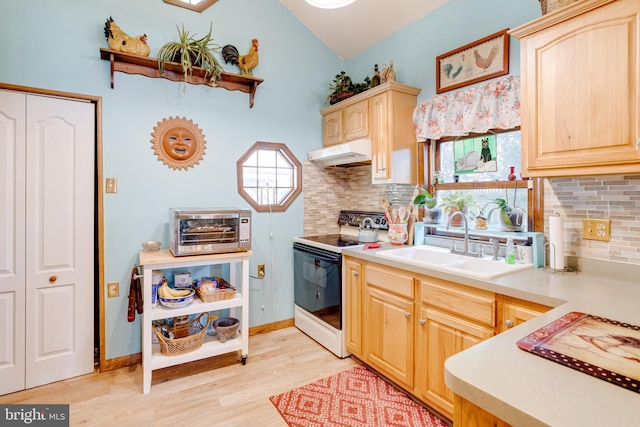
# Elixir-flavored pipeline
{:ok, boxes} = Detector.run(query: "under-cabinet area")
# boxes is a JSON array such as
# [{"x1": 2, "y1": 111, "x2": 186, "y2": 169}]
[
  {"x1": 343, "y1": 254, "x2": 551, "y2": 421},
  {"x1": 138, "y1": 249, "x2": 251, "y2": 394}
]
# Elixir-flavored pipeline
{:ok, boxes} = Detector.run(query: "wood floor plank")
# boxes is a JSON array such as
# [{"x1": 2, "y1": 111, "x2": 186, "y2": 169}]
[{"x1": 0, "y1": 327, "x2": 359, "y2": 426}]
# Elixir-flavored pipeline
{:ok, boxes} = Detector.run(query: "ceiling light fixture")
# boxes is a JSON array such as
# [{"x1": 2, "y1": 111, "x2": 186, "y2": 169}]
[{"x1": 305, "y1": 0, "x2": 356, "y2": 9}]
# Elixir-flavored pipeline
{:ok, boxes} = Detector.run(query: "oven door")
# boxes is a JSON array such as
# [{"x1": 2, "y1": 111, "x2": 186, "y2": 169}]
[{"x1": 293, "y1": 242, "x2": 342, "y2": 330}]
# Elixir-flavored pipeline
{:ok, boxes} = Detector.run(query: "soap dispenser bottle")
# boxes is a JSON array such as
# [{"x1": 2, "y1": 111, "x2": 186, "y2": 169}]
[{"x1": 505, "y1": 236, "x2": 515, "y2": 264}]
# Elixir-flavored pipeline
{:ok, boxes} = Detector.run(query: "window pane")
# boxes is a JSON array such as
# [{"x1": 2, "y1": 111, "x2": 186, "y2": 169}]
[
  {"x1": 244, "y1": 151, "x2": 258, "y2": 167},
  {"x1": 257, "y1": 149, "x2": 277, "y2": 167},
  {"x1": 257, "y1": 167, "x2": 276, "y2": 187},
  {"x1": 277, "y1": 168, "x2": 293, "y2": 187},
  {"x1": 276, "y1": 151, "x2": 293, "y2": 168},
  {"x1": 242, "y1": 166, "x2": 257, "y2": 187},
  {"x1": 245, "y1": 187, "x2": 258, "y2": 204}
]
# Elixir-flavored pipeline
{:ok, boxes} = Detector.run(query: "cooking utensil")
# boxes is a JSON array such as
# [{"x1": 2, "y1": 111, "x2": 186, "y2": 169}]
[
  {"x1": 398, "y1": 207, "x2": 408, "y2": 223},
  {"x1": 381, "y1": 198, "x2": 393, "y2": 222}
]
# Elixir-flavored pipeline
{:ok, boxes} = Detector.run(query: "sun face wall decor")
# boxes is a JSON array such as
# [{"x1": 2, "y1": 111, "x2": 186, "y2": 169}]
[{"x1": 151, "y1": 116, "x2": 206, "y2": 170}]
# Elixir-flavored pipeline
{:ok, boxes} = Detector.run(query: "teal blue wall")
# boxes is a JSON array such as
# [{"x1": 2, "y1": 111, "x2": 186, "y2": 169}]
[{"x1": 0, "y1": 0, "x2": 540, "y2": 360}]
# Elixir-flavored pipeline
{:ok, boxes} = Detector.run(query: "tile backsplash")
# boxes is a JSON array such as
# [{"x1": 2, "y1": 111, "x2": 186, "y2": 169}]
[
  {"x1": 304, "y1": 161, "x2": 640, "y2": 266},
  {"x1": 544, "y1": 175, "x2": 640, "y2": 265},
  {"x1": 302, "y1": 160, "x2": 415, "y2": 235}
]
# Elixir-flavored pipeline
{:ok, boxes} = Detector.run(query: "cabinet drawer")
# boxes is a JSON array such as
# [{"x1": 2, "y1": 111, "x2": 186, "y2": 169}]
[
  {"x1": 420, "y1": 278, "x2": 495, "y2": 327},
  {"x1": 365, "y1": 264, "x2": 414, "y2": 299}
]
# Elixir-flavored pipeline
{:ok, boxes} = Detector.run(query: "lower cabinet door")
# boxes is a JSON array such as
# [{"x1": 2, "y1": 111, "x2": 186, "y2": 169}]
[
  {"x1": 416, "y1": 307, "x2": 494, "y2": 419},
  {"x1": 364, "y1": 286, "x2": 414, "y2": 390}
]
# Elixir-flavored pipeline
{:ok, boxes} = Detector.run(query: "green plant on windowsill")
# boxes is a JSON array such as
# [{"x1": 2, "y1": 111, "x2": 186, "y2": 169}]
[
  {"x1": 479, "y1": 197, "x2": 525, "y2": 232},
  {"x1": 413, "y1": 188, "x2": 441, "y2": 224},
  {"x1": 157, "y1": 23, "x2": 223, "y2": 85},
  {"x1": 439, "y1": 191, "x2": 478, "y2": 227}
]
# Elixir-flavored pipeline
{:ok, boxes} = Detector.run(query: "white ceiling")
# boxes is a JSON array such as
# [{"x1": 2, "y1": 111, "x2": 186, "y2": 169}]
[{"x1": 279, "y1": 0, "x2": 450, "y2": 60}]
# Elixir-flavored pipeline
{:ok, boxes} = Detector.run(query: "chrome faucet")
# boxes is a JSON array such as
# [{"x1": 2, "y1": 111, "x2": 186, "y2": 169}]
[{"x1": 446, "y1": 211, "x2": 477, "y2": 257}]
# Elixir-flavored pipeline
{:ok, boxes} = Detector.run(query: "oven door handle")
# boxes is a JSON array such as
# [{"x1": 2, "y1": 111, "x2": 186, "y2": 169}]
[{"x1": 293, "y1": 243, "x2": 341, "y2": 263}]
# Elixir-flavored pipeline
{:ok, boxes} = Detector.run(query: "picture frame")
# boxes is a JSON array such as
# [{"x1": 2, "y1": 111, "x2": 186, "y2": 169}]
[{"x1": 436, "y1": 29, "x2": 510, "y2": 94}]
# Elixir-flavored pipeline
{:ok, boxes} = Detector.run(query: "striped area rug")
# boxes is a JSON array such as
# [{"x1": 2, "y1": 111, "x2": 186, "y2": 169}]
[{"x1": 269, "y1": 365, "x2": 448, "y2": 427}]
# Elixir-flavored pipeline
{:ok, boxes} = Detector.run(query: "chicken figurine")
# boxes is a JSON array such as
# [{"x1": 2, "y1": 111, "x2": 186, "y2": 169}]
[
  {"x1": 104, "y1": 17, "x2": 150, "y2": 57},
  {"x1": 221, "y1": 39, "x2": 259, "y2": 76}
]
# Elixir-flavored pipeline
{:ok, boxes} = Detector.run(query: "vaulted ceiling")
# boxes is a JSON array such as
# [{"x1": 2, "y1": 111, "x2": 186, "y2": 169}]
[{"x1": 278, "y1": 0, "x2": 450, "y2": 59}]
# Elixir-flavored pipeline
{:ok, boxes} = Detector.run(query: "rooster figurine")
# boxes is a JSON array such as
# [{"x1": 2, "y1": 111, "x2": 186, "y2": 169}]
[
  {"x1": 104, "y1": 17, "x2": 150, "y2": 57},
  {"x1": 221, "y1": 39, "x2": 259, "y2": 76}
]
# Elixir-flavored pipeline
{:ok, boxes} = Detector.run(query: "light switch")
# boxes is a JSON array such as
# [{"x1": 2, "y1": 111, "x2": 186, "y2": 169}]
[{"x1": 106, "y1": 178, "x2": 117, "y2": 193}]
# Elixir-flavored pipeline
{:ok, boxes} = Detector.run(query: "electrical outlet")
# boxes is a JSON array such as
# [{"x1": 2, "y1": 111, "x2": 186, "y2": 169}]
[
  {"x1": 106, "y1": 178, "x2": 117, "y2": 193},
  {"x1": 583, "y1": 218, "x2": 611, "y2": 242},
  {"x1": 107, "y1": 281, "x2": 119, "y2": 298},
  {"x1": 257, "y1": 264, "x2": 265, "y2": 278}
]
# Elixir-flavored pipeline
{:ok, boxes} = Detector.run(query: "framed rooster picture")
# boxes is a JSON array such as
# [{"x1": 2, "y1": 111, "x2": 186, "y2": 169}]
[{"x1": 436, "y1": 29, "x2": 509, "y2": 94}]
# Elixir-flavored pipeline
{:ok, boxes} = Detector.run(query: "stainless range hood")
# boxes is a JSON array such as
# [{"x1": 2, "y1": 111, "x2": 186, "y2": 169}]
[{"x1": 307, "y1": 139, "x2": 372, "y2": 167}]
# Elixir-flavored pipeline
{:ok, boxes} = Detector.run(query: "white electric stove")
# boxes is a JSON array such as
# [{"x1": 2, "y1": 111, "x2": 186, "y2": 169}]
[{"x1": 292, "y1": 210, "x2": 387, "y2": 358}]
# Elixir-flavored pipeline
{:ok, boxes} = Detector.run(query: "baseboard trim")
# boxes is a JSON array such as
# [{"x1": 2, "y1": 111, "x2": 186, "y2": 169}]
[{"x1": 99, "y1": 318, "x2": 294, "y2": 372}]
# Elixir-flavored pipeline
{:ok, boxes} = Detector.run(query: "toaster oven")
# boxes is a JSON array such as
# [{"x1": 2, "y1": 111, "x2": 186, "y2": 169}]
[{"x1": 170, "y1": 208, "x2": 251, "y2": 256}]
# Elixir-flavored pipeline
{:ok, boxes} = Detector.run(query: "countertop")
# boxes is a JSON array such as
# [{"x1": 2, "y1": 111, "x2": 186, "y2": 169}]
[{"x1": 341, "y1": 243, "x2": 640, "y2": 427}]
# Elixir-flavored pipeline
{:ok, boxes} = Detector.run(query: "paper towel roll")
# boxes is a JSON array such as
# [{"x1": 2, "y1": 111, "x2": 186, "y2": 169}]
[{"x1": 549, "y1": 215, "x2": 565, "y2": 270}]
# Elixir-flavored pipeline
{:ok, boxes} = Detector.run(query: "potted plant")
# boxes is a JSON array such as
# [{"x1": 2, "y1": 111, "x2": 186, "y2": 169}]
[
  {"x1": 480, "y1": 198, "x2": 525, "y2": 232},
  {"x1": 157, "y1": 23, "x2": 223, "y2": 84},
  {"x1": 413, "y1": 188, "x2": 441, "y2": 224},
  {"x1": 327, "y1": 71, "x2": 372, "y2": 105},
  {"x1": 438, "y1": 191, "x2": 477, "y2": 227}
]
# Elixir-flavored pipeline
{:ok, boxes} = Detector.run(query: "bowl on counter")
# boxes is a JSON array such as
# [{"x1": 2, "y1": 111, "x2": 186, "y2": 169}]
[{"x1": 159, "y1": 289, "x2": 196, "y2": 309}]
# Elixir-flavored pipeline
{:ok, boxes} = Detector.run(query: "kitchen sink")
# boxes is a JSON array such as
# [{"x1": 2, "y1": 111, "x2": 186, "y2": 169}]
[{"x1": 375, "y1": 245, "x2": 532, "y2": 280}]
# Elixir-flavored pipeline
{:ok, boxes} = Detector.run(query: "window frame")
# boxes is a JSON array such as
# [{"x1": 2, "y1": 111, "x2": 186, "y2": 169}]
[
  {"x1": 236, "y1": 141, "x2": 302, "y2": 213},
  {"x1": 418, "y1": 128, "x2": 544, "y2": 232},
  {"x1": 162, "y1": 0, "x2": 218, "y2": 12}
]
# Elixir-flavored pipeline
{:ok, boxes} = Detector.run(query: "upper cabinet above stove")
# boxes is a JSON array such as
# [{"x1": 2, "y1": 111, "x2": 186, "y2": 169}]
[
  {"x1": 510, "y1": 0, "x2": 640, "y2": 177},
  {"x1": 319, "y1": 82, "x2": 421, "y2": 184}
]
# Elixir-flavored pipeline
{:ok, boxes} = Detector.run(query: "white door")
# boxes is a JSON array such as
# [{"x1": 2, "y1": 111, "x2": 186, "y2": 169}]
[
  {"x1": 0, "y1": 91, "x2": 95, "y2": 394},
  {"x1": 0, "y1": 91, "x2": 27, "y2": 395}
]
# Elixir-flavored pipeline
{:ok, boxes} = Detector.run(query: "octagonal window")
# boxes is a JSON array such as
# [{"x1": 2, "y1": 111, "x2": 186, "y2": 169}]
[{"x1": 237, "y1": 141, "x2": 302, "y2": 212}]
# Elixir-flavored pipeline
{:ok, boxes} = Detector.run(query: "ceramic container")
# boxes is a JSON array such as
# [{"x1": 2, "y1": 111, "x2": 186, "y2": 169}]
[{"x1": 388, "y1": 223, "x2": 408, "y2": 245}]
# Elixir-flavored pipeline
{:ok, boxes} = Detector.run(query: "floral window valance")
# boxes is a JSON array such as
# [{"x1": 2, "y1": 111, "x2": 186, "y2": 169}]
[{"x1": 413, "y1": 75, "x2": 520, "y2": 141}]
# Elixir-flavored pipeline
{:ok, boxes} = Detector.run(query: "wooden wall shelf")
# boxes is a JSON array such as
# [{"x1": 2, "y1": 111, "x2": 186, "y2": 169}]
[{"x1": 99, "y1": 48, "x2": 264, "y2": 108}]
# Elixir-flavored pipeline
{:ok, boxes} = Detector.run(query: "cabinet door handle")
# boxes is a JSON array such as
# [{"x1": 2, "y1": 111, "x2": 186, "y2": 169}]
[
  {"x1": 353, "y1": 271, "x2": 359, "y2": 277},
  {"x1": 49, "y1": 275, "x2": 57, "y2": 283},
  {"x1": 419, "y1": 319, "x2": 425, "y2": 326},
  {"x1": 505, "y1": 319, "x2": 514, "y2": 329},
  {"x1": 403, "y1": 311, "x2": 410, "y2": 318}
]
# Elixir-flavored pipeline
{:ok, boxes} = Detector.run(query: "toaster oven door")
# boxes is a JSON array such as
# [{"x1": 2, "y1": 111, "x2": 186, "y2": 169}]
[{"x1": 172, "y1": 213, "x2": 251, "y2": 255}]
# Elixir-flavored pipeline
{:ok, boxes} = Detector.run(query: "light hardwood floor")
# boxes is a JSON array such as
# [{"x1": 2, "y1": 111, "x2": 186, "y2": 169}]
[{"x1": 0, "y1": 327, "x2": 359, "y2": 426}]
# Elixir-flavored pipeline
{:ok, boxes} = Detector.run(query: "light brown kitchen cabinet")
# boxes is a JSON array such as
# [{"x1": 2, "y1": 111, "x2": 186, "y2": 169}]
[
  {"x1": 453, "y1": 394, "x2": 512, "y2": 427},
  {"x1": 344, "y1": 257, "x2": 364, "y2": 358},
  {"x1": 370, "y1": 85, "x2": 421, "y2": 184},
  {"x1": 363, "y1": 263, "x2": 415, "y2": 390},
  {"x1": 497, "y1": 295, "x2": 552, "y2": 334},
  {"x1": 415, "y1": 278, "x2": 495, "y2": 419},
  {"x1": 319, "y1": 82, "x2": 421, "y2": 183},
  {"x1": 510, "y1": 0, "x2": 640, "y2": 177},
  {"x1": 321, "y1": 100, "x2": 369, "y2": 146},
  {"x1": 344, "y1": 256, "x2": 553, "y2": 423}
]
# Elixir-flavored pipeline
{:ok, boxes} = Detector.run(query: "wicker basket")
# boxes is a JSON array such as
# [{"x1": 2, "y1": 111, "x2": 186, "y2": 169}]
[
  {"x1": 153, "y1": 312, "x2": 209, "y2": 356},
  {"x1": 195, "y1": 277, "x2": 237, "y2": 303},
  {"x1": 539, "y1": 0, "x2": 580, "y2": 14}
]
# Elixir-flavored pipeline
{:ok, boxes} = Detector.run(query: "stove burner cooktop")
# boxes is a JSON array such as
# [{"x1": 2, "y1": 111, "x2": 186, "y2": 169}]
[{"x1": 298, "y1": 234, "x2": 362, "y2": 247}]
